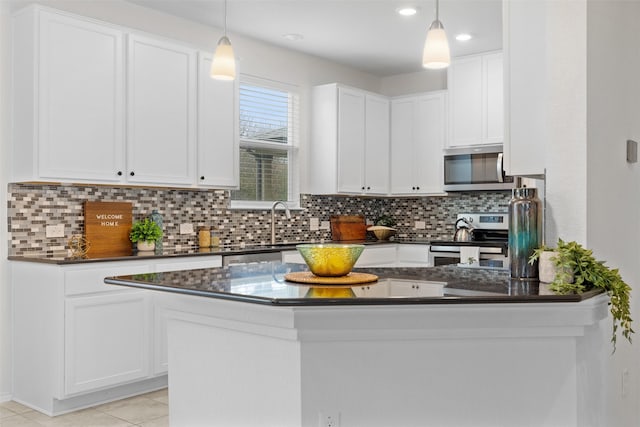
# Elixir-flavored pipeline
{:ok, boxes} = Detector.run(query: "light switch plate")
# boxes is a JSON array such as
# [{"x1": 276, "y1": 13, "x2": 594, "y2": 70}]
[
  {"x1": 179, "y1": 223, "x2": 194, "y2": 235},
  {"x1": 320, "y1": 221, "x2": 331, "y2": 230},
  {"x1": 415, "y1": 221, "x2": 426, "y2": 230},
  {"x1": 310, "y1": 218, "x2": 319, "y2": 231}
]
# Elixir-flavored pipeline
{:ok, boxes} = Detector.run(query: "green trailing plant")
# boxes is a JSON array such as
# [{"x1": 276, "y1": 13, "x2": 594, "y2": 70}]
[
  {"x1": 375, "y1": 214, "x2": 397, "y2": 228},
  {"x1": 129, "y1": 218, "x2": 163, "y2": 243},
  {"x1": 529, "y1": 239, "x2": 633, "y2": 351}
]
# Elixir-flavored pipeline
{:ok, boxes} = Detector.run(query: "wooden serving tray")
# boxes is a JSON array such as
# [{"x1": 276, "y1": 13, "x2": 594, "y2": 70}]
[{"x1": 284, "y1": 271, "x2": 378, "y2": 285}]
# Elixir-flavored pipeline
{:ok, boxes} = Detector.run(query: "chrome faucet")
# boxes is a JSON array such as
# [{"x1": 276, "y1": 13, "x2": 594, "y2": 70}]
[{"x1": 271, "y1": 201, "x2": 291, "y2": 244}]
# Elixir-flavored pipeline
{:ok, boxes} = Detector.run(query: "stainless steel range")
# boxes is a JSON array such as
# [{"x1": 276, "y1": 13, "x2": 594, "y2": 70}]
[{"x1": 429, "y1": 213, "x2": 509, "y2": 269}]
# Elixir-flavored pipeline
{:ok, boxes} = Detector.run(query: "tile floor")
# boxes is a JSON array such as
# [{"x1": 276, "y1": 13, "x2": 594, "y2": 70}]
[{"x1": 0, "y1": 388, "x2": 168, "y2": 427}]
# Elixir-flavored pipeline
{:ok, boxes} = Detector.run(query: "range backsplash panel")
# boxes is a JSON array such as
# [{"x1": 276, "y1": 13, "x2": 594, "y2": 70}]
[{"x1": 7, "y1": 183, "x2": 510, "y2": 256}]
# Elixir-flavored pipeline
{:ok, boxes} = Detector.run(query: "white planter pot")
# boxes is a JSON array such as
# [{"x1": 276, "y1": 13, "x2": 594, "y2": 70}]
[
  {"x1": 136, "y1": 241, "x2": 155, "y2": 252},
  {"x1": 538, "y1": 251, "x2": 574, "y2": 284}
]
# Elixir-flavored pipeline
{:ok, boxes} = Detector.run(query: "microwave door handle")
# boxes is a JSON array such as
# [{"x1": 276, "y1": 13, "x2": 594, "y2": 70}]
[{"x1": 496, "y1": 153, "x2": 505, "y2": 183}]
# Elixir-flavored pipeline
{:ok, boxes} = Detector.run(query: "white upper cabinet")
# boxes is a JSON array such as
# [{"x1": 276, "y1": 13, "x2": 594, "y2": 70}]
[
  {"x1": 390, "y1": 92, "x2": 447, "y2": 195},
  {"x1": 309, "y1": 84, "x2": 389, "y2": 195},
  {"x1": 447, "y1": 51, "x2": 503, "y2": 148},
  {"x1": 364, "y1": 95, "x2": 391, "y2": 194},
  {"x1": 503, "y1": 2, "x2": 546, "y2": 177},
  {"x1": 12, "y1": 6, "x2": 237, "y2": 188},
  {"x1": 127, "y1": 35, "x2": 197, "y2": 186},
  {"x1": 197, "y1": 53, "x2": 239, "y2": 189},
  {"x1": 12, "y1": 7, "x2": 125, "y2": 183}
]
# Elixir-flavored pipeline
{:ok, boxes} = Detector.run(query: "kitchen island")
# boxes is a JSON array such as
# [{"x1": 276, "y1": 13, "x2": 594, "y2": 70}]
[{"x1": 106, "y1": 263, "x2": 610, "y2": 427}]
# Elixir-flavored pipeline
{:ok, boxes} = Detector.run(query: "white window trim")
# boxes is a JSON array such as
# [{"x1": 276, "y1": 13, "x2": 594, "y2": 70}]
[{"x1": 230, "y1": 74, "x2": 301, "y2": 210}]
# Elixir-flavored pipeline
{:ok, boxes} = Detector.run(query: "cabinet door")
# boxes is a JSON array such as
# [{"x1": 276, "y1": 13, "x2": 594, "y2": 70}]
[
  {"x1": 364, "y1": 95, "x2": 390, "y2": 195},
  {"x1": 197, "y1": 53, "x2": 239, "y2": 188},
  {"x1": 337, "y1": 87, "x2": 365, "y2": 193},
  {"x1": 483, "y1": 52, "x2": 504, "y2": 144},
  {"x1": 414, "y1": 93, "x2": 446, "y2": 194},
  {"x1": 390, "y1": 98, "x2": 416, "y2": 194},
  {"x1": 38, "y1": 11, "x2": 124, "y2": 182},
  {"x1": 127, "y1": 35, "x2": 196, "y2": 185},
  {"x1": 65, "y1": 291, "x2": 150, "y2": 395},
  {"x1": 448, "y1": 56, "x2": 483, "y2": 147}
]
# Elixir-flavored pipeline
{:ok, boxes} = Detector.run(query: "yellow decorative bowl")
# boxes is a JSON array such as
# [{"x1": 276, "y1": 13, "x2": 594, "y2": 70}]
[{"x1": 296, "y1": 244, "x2": 365, "y2": 277}]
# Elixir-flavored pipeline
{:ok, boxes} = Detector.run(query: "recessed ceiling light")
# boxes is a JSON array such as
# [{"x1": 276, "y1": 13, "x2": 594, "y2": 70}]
[
  {"x1": 397, "y1": 7, "x2": 418, "y2": 16},
  {"x1": 282, "y1": 33, "x2": 304, "y2": 41},
  {"x1": 455, "y1": 33, "x2": 473, "y2": 41}
]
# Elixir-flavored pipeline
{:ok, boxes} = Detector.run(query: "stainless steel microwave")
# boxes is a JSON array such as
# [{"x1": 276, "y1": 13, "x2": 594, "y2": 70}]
[{"x1": 443, "y1": 145, "x2": 515, "y2": 191}]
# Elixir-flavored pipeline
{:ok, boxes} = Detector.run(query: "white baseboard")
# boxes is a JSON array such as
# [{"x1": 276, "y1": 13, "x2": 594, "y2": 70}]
[{"x1": 0, "y1": 392, "x2": 12, "y2": 403}]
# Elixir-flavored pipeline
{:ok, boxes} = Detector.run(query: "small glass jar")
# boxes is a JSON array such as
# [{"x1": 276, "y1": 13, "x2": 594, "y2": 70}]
[
  {"x1": 198, "y1": 226, "x2": 211, "y2": 247},
  {"x1": 210, "y1": 228, "x2": 220, "y2": 247}
]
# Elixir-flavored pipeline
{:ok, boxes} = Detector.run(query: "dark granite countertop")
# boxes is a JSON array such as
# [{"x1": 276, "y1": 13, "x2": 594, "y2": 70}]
[
  {"x1": 7, "y1": 239, "x2": 430, "y2": 265},
  {"x1": 105, "y1": 262, "x2": 603, "y2": 306}
]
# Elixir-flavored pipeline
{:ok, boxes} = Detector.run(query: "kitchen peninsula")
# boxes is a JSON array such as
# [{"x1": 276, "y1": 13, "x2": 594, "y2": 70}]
[{"x1": 107, "y1": 263, "x2": 610, "y2": 427}]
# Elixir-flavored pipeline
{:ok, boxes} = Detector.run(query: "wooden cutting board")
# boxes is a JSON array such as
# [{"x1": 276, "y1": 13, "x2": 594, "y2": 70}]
[
  {"x1": 330, "y1": 215, "x2": 367, "y2": 241},
  {"x1": 84, "y1": 201, "x2": 133, "y2": 257}
]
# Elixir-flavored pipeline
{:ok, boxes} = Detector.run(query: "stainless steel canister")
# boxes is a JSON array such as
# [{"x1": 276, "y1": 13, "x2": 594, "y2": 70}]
[{"x1": 508, "y1": 187, "x2": 542, "y2": 280}]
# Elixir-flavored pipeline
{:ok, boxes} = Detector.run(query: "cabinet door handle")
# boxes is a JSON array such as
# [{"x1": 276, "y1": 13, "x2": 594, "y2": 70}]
[
  {"x1": 361, "y1": 186, "x2": 365, "y2": 190},
  {"x1": 367, "y1": 186, "x2": 371, "y2": 190},
  {"x1": 200, "y1": 176, "x2": 205, "y2": 180},
  {"x1": 416, "y1": 186, "x2": 420, "y2": 190},
  {"x1": 130, "y1": 171, "x2": 135, "y2": 176},
  {"x1": 117, "y1": 171, "x2": 122, "y2": 176},
  {"x1": 412, "y1": 186, "x2": 416, "y2": 190}
]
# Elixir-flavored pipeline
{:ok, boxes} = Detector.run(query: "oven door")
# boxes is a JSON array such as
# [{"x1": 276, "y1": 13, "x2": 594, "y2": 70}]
[{"x1": 429, "y1": 246, "x2": 509, "y2": 269}]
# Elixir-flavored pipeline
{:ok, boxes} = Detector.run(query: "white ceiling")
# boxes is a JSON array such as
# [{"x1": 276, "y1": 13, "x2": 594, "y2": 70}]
[{"x1": 126, "y1": 0, "x2": 502, "y2": 77}]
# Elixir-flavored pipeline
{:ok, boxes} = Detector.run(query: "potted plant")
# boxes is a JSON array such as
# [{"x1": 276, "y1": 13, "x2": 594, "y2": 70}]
[
  {"x1": 529, "y1": 239, "x2": 633, "y2": 351},
  {"x1": 130, "y1": 218, "x2": 163, "y2": 252},
  {"x1": 368, "y1": 214, "x2": 397, "y2": 241}
]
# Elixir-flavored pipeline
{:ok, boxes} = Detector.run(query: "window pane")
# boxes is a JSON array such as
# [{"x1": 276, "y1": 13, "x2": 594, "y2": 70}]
[
  {"x1": 231, "y1": 146, "x2": 289, "y2": 202},
  {"x1": 240, "y1": 85, "x2": 291, "y2": 144}
]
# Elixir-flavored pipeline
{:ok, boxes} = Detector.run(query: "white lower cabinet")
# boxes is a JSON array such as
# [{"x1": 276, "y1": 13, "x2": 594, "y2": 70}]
[
  {"x1": 11, "y1": 255, "x2": 221, "y2": 416},
  {"x1": 65, "y1": 291, "x2": 150, "y2": 395}
]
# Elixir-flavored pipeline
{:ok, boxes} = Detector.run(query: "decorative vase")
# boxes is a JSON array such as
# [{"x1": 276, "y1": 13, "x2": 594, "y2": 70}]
[
  {"x1": 508, "y1": 187, "x2": 542, "y2": 280},
  {"x1": 148, "y1": 210, "x2": 163, "y2": 243},
  {"x1": 137, "y1": 241, "x2": 155, "y2": 252}
]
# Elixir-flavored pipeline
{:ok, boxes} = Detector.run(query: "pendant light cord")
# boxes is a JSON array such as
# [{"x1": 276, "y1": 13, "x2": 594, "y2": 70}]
[
  {"x1": 224, "y1": 0, "x2": 228, "y2": 37},
  {"x1": 435, "y1": 0, "x2": 440, "y2": 21}
]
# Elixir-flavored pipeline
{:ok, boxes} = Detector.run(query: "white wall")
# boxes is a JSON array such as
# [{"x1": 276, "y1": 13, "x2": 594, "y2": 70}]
[
  {"x1": 0, "y1": 0, "x2": 12, "y2": 401},
  {"x1": 379, "y1": 69, "x2": 447, "y2": 97},
  {"x1": 586, "y1": 1, "x2": 640, "y2": 425}
]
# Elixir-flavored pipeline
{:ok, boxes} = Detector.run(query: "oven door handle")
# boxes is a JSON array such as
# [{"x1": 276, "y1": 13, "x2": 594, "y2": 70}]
[{"x1": 496, "y1": 153, "x2": 505, "y2": 183}]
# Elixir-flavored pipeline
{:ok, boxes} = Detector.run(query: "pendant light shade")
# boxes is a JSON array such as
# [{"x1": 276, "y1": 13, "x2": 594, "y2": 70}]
[
  {"x1": 211, "y1": 36, "x2": 236, "y2": 80},
  {"x1": 211, "y1": 0, "x2": 236, "y2": 80},
  {"x1": 422, "y1": 0, "x2": 450, "y2": 69}
]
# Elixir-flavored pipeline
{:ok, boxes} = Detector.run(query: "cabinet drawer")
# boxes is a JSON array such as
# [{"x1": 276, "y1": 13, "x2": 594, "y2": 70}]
[{"x1": 65, "y1": 264, "x2": 152, "y2": 296}]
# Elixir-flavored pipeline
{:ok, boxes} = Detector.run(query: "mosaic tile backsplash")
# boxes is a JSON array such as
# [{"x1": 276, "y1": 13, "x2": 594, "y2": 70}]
[{"x1": 7, "y1": 183, "x2": 511, "y2": 256}]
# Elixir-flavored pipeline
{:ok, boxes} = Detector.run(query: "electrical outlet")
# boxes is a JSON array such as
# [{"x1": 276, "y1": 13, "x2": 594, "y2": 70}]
[
  {"x1": 310, "y1": 218, "x2": 319, "y2": 231},
  {"x1": 319, "y1": 412, "x2": 340, "y2": 427},
  {"x1": 179, "y1": 223, "x2": 194, "y2": 235},
  {"x1": 320, "y1": 221, "x2": 331, "y2": 230},
  {"x1": 415, "y1": 220, "x2": 426, "y2": 230},
  {"x1": 45, "y1": 224, "x2": 65, "y2": 238}
]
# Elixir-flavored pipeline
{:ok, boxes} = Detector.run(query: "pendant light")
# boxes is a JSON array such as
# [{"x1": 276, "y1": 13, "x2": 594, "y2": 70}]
[
  {"x1": 422, "y1": 0, "x2": 450, "y2": 69},
  {"x1": 210, "y1": 0, "x2": 236, "y2": 80}
]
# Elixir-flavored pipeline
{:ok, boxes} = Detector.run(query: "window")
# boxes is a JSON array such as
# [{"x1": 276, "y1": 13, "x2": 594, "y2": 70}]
[{"x1": 230, "y1": 76, "x2": 299, "y2": 208}]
